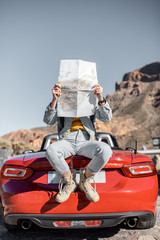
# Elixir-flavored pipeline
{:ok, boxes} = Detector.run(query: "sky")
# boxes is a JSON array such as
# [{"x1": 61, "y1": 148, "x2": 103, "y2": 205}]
[{"x1": 0, "y1": 0, "x2": 160, "y2": 136}]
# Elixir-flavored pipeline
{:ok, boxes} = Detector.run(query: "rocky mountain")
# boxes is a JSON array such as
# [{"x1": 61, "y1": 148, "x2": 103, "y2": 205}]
[
  {"x1": 1, "y1": 62, "x2": 160, "y2": 154},
  {"x1": 106, "y1": 62, "x2": 160, "y2": 149}
]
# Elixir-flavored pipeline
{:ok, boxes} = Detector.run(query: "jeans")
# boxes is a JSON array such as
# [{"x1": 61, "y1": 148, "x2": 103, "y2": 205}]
[{"x1": 46, "y1": 130, "x2": 112, "y2": 175}]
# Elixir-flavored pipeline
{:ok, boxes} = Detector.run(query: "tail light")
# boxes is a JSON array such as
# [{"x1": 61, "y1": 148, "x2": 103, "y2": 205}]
[
  {"x1": 121, "y1": 162, "x2": 157, "y2": 178},
  {"x1": 84, "y1": 220, "x2": 102, "y2": 227},
  {"x1": 54, "y1": 221, "x2": 72, "y2": 227},
  {"x1": 0, "y1": 165, "x2": 33, "y2": 180}
]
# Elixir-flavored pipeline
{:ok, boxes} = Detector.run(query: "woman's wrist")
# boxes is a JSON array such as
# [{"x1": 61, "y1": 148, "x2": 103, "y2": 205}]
[
  {"x1": 98, "y1": 95, "x2": 104, "y2": 101},
  {"x1": 50, "y1": 98, "x2": 57, "y2": 109},
  {"x1": 98, "y1": 97, "x2": 106, "y2": 106}
]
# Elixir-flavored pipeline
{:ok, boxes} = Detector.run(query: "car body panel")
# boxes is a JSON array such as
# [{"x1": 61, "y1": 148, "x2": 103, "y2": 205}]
[
  {"x1": 0, "y1": 168, "x2": 158, "y2": 216},
  {"x1": 3, "y1": 150, "x2": 151, "y2": 171},
  {"x1": 0, "y1": 133, "x2": 158, "y2": 229}
]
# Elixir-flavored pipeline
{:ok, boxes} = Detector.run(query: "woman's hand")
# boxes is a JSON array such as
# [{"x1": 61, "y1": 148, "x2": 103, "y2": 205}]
[
  {"x1": 52, "y1": 84, "x2": 61, "y2": 101},
  {"x1": 50, "y1": 84, "x2": 61, "y2": 109},
  {"x1": 92, "y1": 84, "x2": 103, "y2": 101}
]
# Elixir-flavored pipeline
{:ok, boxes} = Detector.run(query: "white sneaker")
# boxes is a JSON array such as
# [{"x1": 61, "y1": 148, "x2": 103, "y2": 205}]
[
  {"x1": 79, "y1": 168, "x2": 100, "y2": 202},
  {"x1": 55, "y1": 169, "x2": 77, "y2": 203}
]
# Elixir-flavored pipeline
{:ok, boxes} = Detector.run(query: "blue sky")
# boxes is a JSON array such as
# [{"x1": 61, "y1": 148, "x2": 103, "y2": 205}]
[{"x1": 0, "y1": 0, "x2": 160, "y2": 136}]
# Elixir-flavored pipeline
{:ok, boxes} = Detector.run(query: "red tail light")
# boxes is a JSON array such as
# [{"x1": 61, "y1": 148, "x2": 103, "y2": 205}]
[
  {"x1": 84, "y1": 220, "x2": 102, "y2": 226},
  {"x1": 54, "y1": 221, "x2": 72, "y2": 227},
  {"x1": 0, "y1": 166, "x2": 33, "y2": 180},
  {"x1": 121, "y1": 162, "x2": 157, "y2": 178}
]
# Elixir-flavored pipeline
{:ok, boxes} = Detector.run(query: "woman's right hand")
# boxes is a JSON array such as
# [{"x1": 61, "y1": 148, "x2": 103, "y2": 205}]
[
  {"x1": 50, "y1": 84, "x2": 61, "y2": 109},
  {"x1": 52, "y1": 84, "x2": 61, "y2": 101}
]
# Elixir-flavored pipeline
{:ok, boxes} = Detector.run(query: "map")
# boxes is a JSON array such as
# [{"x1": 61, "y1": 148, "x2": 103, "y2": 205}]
[{"x1": 57, "y1": 60, "x2": 98, "y2": 117}]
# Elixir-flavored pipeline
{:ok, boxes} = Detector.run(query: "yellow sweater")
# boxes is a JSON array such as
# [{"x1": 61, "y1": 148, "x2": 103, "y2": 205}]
[
  {"x1": 70, "y1": 117, "x2": 86, "y2": 131},
  {"x1": 65, "y1": 117, "x2": 86, "y2": 137}
]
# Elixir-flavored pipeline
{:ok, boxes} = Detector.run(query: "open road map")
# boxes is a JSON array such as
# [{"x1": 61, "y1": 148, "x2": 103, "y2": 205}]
[{"x1": 57, "y1": 59, "x2": 98, "y2": 117}]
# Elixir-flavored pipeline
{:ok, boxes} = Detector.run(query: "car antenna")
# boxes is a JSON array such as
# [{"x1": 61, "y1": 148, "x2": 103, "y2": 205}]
[{"x1": 135, "y1": 139, "x2": 137, "y2": 154}]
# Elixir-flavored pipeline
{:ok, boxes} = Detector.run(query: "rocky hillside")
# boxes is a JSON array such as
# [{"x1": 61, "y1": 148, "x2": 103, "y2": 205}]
[
  {"x1": 106, "y1": 62, "x2": 160, "y2": 149},
  {"x1": 1, "y1": 125, "x2": 57, "y2": 154},
  {"x1": 1, "y1": 62, "x2": 160, "y2": 154}
]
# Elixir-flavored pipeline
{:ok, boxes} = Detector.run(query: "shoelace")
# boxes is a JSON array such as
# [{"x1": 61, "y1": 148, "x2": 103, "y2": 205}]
[
  {"x1": 84, "y1": 176, "x2": 97, "y2": 192},
  {"x1": 58, "y1": 178, "x2": 74, "y2": 195},
  {"x1": 58, "y1": 178, "x2": 63, "y2": 193}
]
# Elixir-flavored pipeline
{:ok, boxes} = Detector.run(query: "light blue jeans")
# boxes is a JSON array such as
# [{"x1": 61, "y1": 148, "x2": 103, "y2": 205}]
[{"x1": 46, "y1": 130, "x2": 112, "y2": 175}]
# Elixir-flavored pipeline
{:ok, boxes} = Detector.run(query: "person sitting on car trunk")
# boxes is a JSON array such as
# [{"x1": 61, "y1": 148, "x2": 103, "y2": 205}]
[{"x1": 43, "y1": 83, "x2": 112, "y2": 203}]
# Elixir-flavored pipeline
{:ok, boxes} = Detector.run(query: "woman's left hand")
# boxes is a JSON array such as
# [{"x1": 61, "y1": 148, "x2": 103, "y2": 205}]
[{"x1": 92, "y1": 84, "x2": 103, "y2": 101}]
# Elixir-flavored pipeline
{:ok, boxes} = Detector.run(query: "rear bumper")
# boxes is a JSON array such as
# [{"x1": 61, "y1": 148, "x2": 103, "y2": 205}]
[{"x1": 5, "y1": 211, "x2": 154, "y2": 228}]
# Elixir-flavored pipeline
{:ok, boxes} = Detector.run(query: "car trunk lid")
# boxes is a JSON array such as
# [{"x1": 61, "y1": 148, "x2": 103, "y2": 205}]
[{"x1": 23, "y1": 150, "x2": 132, "y2": 170}]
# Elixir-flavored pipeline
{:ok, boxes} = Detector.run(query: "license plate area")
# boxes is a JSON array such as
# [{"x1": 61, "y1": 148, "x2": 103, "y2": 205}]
[
  {"x1": 48, "y1": 170, "x2": 106, "y2": 184},
  {"x1": 53, "y1": 220, "x2": 102, "y2": 227}
]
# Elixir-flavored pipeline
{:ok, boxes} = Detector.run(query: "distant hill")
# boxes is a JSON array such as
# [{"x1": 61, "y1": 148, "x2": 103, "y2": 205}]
[
  {"x1": 1, "y1": 126, "x2": 57, "y2": 154},
  {"x1": 1, "y1": 62, "x2": 160, "y2": 154}
]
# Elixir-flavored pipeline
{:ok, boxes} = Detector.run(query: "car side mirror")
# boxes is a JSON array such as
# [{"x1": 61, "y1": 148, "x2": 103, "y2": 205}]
[
  {"x1": 125, "y1": 147, "x2": 137, "y2": 154},
  {"x1": 23, "y1": 149, "x2": 34, "y2": 154}
]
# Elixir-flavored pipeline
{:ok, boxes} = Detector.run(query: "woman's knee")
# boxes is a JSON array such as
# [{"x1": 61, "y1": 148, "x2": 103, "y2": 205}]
[
  {"x1": 102, "y1": 143, "x2": 112, "y2": 157},
  {"x1": 46, "y1": 143, "x2": 56, "y2": 156},
  {"x1": 46, "y1": 142, "x2": 64, "y2": 161},
  {"x1": 96, "y1": 142, "x2": 112, "y2": 153},
  {"x1": 96, "y1": 142, "x2": 112, "y2": 162}
]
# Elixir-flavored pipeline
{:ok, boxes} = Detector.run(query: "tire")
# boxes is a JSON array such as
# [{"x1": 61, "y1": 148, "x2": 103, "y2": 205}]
[{"x1": 136, "y1": 213, "x2": 156, "y2": 229}]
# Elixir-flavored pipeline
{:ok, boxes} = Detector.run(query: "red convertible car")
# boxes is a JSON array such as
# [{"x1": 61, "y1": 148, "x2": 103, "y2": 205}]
[{"x1": 0, "y1": 133, "x2": 158, "y2": 231}]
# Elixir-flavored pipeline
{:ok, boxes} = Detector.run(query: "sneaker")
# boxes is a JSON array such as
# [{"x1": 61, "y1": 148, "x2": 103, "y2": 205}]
[
  {"x1": 79, "y1": 168, "x2": 100, "y2": 202},
  {"x1": 55, "y1": 169, "x2": 77, "y2": 203}
]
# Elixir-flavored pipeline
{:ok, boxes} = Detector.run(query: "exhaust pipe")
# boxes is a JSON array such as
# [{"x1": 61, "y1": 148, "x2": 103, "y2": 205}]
[
  {"x1": 126, "y1": 217, "x2": 138, "y2": 228},
  {"x1": 21, "y1": 220, "x2": 32, "y2": 230}
]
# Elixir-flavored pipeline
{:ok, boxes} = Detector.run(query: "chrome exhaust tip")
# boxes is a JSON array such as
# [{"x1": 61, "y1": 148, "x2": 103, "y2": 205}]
[
  {"x1": 21, "y1": 220, "x2": 32, "y2": 230},
  {"x1": 126, "y1": 217, "x2": 138, "y2": 228}
]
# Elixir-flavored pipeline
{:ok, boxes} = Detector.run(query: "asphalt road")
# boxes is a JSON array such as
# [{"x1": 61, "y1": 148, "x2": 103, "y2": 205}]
[{"x1": 0, "y1": 194, "x2": 159, "y2": 240}]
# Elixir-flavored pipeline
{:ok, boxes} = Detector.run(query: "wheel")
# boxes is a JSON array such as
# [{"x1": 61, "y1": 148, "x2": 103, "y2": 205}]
[{"x1": 136, "y1": 213, "x2": 156, "y2": 229}]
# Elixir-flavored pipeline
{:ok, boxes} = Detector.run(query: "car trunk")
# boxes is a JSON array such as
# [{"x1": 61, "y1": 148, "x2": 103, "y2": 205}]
[
  {"x1": 1, "y1": 150, "x2": 157, "y2": 216},
  {"x1": 23, "y1": 150, "x2": 133, "y2": 170}
]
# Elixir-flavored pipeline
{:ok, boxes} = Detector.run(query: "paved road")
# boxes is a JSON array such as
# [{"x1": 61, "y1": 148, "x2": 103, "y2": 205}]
[{"x1": 0, "y1": 194, "x2": 159, "y2": 240}]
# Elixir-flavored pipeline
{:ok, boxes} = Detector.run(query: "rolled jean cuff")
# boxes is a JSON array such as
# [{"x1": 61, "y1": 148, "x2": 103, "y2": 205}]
[{"x1": 86, "y1": 166, "x2": 99, "y2": 175}]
